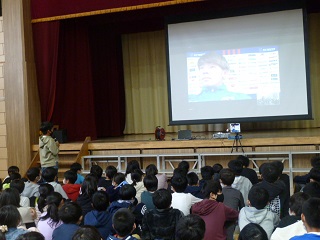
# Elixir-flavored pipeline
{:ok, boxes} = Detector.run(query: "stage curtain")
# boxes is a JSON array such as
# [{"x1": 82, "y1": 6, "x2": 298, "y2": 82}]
[{"x1": 122, "y1": 30, "x2": 224, "y2": 134}]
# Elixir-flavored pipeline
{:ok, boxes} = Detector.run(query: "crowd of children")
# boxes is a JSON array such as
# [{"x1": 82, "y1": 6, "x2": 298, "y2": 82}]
[{"x1": 0, "y1": 155, "x2": 320, "y2": 240}]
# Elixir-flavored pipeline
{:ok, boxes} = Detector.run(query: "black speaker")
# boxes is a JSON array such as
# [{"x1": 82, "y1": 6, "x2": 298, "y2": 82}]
[{"x1": 52, "y1": 129, "x2": 68, "y2": 143}]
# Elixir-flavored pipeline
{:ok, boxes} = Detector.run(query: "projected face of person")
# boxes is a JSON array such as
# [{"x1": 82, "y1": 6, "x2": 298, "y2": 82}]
[{"x1": 198, "y1": 63, "x2": 225, "y2": 89}]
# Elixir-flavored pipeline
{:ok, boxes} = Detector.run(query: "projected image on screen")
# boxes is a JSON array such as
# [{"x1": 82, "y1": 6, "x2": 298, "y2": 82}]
[
  {"x1": 187, "y1": 47, "x2": 280, "y2": 104},
  {"x1": 166, "y1": 8, "x2": 311, "y2": 124}
]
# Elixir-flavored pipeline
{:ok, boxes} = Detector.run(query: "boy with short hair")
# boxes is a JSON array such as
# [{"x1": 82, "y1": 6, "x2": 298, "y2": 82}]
[
  {"x1": 175, "y1": 214, "x2": 206, "y2": 240},
  {"x1": 10, "y1": 179, "x2": 30, "y2": 207},
  {"x1": 199, "y1": 166, "x2": 214, "y2": 187},
  {"x1": 21, "y1": 167, "x2": 40, "y2": 198},
  {"x1": 52, "y1": 202, "x2": 82, "y2": 240},
  {"x1": 62, "y1": 170, "x2": 81, "y2": 202},
  {"x1": 70, "y1": 162, "x2": 84, "y2": 184},
  {"x1": 42, "y1": 167, "x2": 68, "y2": 199},
  {"x1": 3, "y1": 165, "x2": 19, "y2": 183},
  {"x1": 237, "y1": 155, "x2": 259, "y2": 185},
  {"x1": 142, "y1": 189, "x2": 183, "y2": 240},
  {"x1": 184, "y1": 172, "x2": 204, "y2": 199},
  {"x1": 107, "y1": 208, "x2": 138, "y2": 240},
  {"x1": 171, "y1": 176, "x2": 202, "y2": 216},
  {"x1": 106, "y1": 172, "x2": 127, "y2": 203},
  {"x1": 239, "y1": 186, "x2": 279, "y2": 239},
  {"x1": 84, "y1": 191, "x2": 113, "y2": 239},
  {"x1": 141, "y1": 174, "x2": 158, "y2": 210}
]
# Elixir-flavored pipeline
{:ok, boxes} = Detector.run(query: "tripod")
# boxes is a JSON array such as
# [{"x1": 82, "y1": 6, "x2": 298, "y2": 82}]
[{"x1": 231, "y1": 133, "x2": 244, "y2": 153}]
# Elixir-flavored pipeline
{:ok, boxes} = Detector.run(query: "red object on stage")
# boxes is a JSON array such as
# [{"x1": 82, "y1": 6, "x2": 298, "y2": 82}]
[{"x1": 155, "y1": 126, "x2": 165, "y2": 140}]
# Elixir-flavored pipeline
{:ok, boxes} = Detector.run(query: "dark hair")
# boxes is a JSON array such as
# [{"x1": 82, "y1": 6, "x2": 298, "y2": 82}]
[
  {"x1": 201, "y1": 180, "x2": 222, "y2": 199},
  {"x1": 143, "y1": 174, "x2": 158, "y2": 192},
  {"x1": 72, "y1": 225, "x2": 103, "y2": 240},
  {"x1": 90, "y1": 165, "x2": 103, "y2": 178},
  {"x1": 119, "y1": 184, "x2": 136, "y2": 200},
  {"x1": 238, "y1": 223, "x2": 268, "y2": 240},
  {"x1": 220, "y1": 168, "x2": 235, "y2": 186},
  {"x1": 81, "y1": 177, "x2": 97, "y2": 197},
  {"x1": 3, "y1": 172, "x2": 22, "y2": 184},
  {"x1": 248, "y1": 186, "x2": 269, "y2": 210},
  {"x1": 178, "y1": 161, "x2": 190, "y2": 173},
  {"x1": 112, "y1": 208, "x2": 135, "y2": 237},
  {"x1": 26, "y1": 167, "x2": 40, "y2": 182},
  {"x1": 228, "y1": 160, "x2": 243, "y2": 175},
  {"x1": 40, "y1": 121, "x2": 54, "y2": 135},
  {"x1": 272, "y1": 161, "x2": 284, "y2": 175},
  {"x1": 303, "y1": 182, "x2": 320, "y2": 198},
  {"x1": 200, "y1": 166, "x2": 214, "y2": 180},
  {"x1": 8, "y1": 165, "x2": 20, "y2": 174},
  {"x1": 173, "y1": 168, "x2": 188, "y2": 178},
  {"x1": 302, "y1": 197, "x2": 320, "y2": 229},
  {"x1": 38, "y1": 184, "x2": 55, "y2": 213},
  {"x1": 105, "y1": 165, "x2": 117, "y2": 180},
  {"x1": 92, "y1": 191, "x2": 109, "y2": 211},
  {"x1": 42, "y1": 167, "x2": 57, "y2": 182},
  {"x1": 70, "y1": 162, "x2": 82, "y2": 172},
  {"x1": 39, "y1": 192, "x2": 63, "y2": 227},
  {"x1": 237, "y1": 155, "x2": 250, "y2": 168},
  {"x1": 64, "y1": 170, "x2": 77, "y2": 184},
  {"x1": 0, "y1": 205, "x2": 21, "y2": 228},
  {"x1": 186, "y1": 172, "x2": 199, "y2": 186},
  {"x1": 311, "y1": 156, "x2": 320, "y2": 169},
  {"x1": 171, "y1": 176, "x2": 188, "y2": 193},
  {"x1": 259, "y1": 163, "x2": 267, "y2": 175},
  {"x1": 125, "y1": 160, "x2": 141, "y2": 175},
  {"x1": 0, "y1": 188, "x2": 21, "y2": 208},
  {"x1": 16, "y1": 232, "x2": 45, "y2": 240},
  {"x1": 10, "y1": 179, "x2": 25, "y2": 194},
  {"x1": 58, "y1": 202, "x2": 82, "y2": 224},
  {"x1": 176, "y1": 214, "x2": 206, "y2": 240},
  {"x1": 212, "y1": 163, "x2": 223, "y2": 174},
  {"x1": 114, "y1": 173, "x2": 126, "y2": 185},
  {"x1": 131, "y1": 169, "x2": 143, "y2": 186},
  {"x1": 261, "y1": 163, "x2": 280, "y2": 183},
  {"x1": 289, "y1": 192, "x2": 310, "y2": 216},
  {"x1": 152, "y1": 189, "x2": 172, "y2": 209},
  {"x1": 198, "y1": 52, "x2": 229, "y2": 71},
  {"x1": 145, "y1": 164, "x2": 158, "y2": 176},
  {"x1": 310, "y1": 168, "x2": 320, "y2": 182}
]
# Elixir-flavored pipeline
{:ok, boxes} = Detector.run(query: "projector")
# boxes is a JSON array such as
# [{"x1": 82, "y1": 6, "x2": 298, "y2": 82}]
[{"x1": 213, "y1": 132, "x2": 230, "y2": 139}]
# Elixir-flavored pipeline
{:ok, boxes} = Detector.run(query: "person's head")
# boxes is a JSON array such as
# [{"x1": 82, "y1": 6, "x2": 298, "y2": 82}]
[
  {"x1": 38, "y1": 184, "x2": 54, "y2": 212},
  {"x1": 238, "y1": 223, "x2": 268, "y2": 240},
  {"x1": 143, "y1": 174, "x2": 158, "y2": 192},
  {"x1": 0, "y1": 205, "x2": 21, "y2": 228},
  {"x1": 42, "y1": 167, "x2": 57, "y2": 182},
  {"x1": 228, "y1": 160, "x2": 243, "y2": 176},
  {"x1": 131, "y1": 169, "x2": 143, "y2": 186},
  {"x1": 7, "y1": 166, "x2": 19, "y2": 175},
  {"x1": 152, "y1": 189, "x2": 172, "y2": 209},
  {"x1": 178, "y1": 161, "x2": 190, "y2": 173},
  {"x1": 201, "y1": 180, "x2": 223, "y2": 201},
  {"x1": 171, "y1": 176, "x2": 188, "y2": 193},
  {"x1": 289, "y1": 192, "x2": 310, "y2": 216},
  {"x1": 200, "y1": 166, "x2": 214, "y2": 180},
  {"x1": 259, "y1": 163, "x2": 267, "y2": 175},
  {"x1": 212, "y1": 163, "x2": 223, "y2": 174},
  {"x1": 112, "y1": 208, "x2": 136, "y2": 238},
  {"x1": 261, "y1": 163, "x2": 280, "y2": 183},
  {"x1": 176, "y1": 214, "x2": 206, "y2": 240},
  {"x1": 173, "y1": 167, "x2": 188, "y2": 178},
  {"x1": 303, "y1": 182, "x2": 320, "y2": 198},
  {"x1": 310, "y1": 168, "x2": 320, "y2": 182},
  {"x1": 237, "y1": 155, "x2": 251, "y2": 168},
  {"x1": 40, "y1": 192, "x2": 63, "y2": 224},
  {"x1": 81, "y1": 177, "x2": 98, "y2": 197},
  {"x1": 113, "y1": 172, "x2": 126, "y2": 186},
  {"x1": 119, "y1": 184, "x2": 136, "y2": 200},
  {"x1": 40, "y1": 121, "x2": 54, "y2": 135},
  {"x1": 16, "y1": 232, "x2": 45, "y2": 240},
  {"x1": 248, "y1": 186, "x2": 269, "y2": 210},
  {"x1": 26, "y1": 167, "x2": 41, "y2": 182},
  {"x1": 92, "y1": 191, "x2": 109, "y2": 211},
  {"x1": 145, "y1": 164, "x2": 158, "y2": 176},
  {"x1": 63, "y1": 170, "x2": 77, "y2": 184},
  {"x1": 272, "y1": 161, "x2": 285, "y2": 175},
  {"x1": 72, "y1": 225, "x2": 103, "y2": 240},
  {"x1": 70, "y1": 162, "x2": 82, "y2": 174},
  {"x1": 58, "y1": 202, "x2": 82, "y2": 224},
  {"x1": 301, "y1": 198, "x2": 320, "y2": 232},
  {"x1": 311, "y1": 157, "x2": 320, "y2": 169},
  {"x1": 90, "y1": 165, "x2": 103, "y2": 179},
  {"x1": 125, "y1": 160, "x2": 141, "y2": 175},
  {"x1": 186, "y1": 172, "x2": 199, "y2": 186},
  {"x1": 197, "y1": 52, "x2": 229, "y2": 89},
  {"x1": 0, "y1": 188, "x2": 20, "y2": 208},
  {"x1": 219, "y1": 168, "x2": 235, "y2": 186},
  {"x1": 10, "y1": 179, "x2": 25, "y2": 194},
  {"x1": 9, "y1": 172, "x2": 21, "y2": 181},
  {"x1": 105, "y1": 165, "x2": 117, "y2": 180}
]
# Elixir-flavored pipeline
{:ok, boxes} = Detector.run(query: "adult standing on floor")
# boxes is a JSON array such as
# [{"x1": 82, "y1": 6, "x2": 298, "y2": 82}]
[{"x1": 39, "y1": 122, "x2": 60, "y2": 173}]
